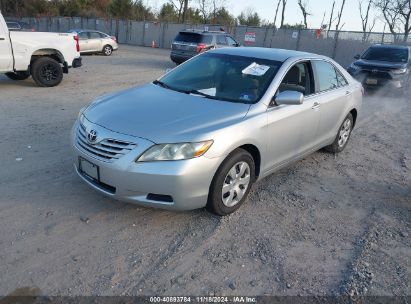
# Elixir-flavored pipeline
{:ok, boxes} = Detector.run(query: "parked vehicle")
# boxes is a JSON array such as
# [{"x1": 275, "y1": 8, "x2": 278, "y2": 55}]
[
  {"x1": 72, "y1": 47, "x2": 362, "y2": 215},
  {"x1": 5, "y1": 20, "x2": 35, "y2": 31},
  {"x1": 170, "y1": 29, "x2": 239, "y2": 64},
  {"x1": 0, "y1": 13, "x2": 82, "y2": 87},
  {"x1": 347, "y1": 44, "x2": 410, "y2": 92},
  {"x1": 69, "y1": 29, "x2": 118, "y2": 56}
]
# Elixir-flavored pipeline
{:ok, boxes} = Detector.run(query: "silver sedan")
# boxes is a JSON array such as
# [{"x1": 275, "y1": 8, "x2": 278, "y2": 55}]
[
  {"x1": 71, "y1": 47, "x2": 362, "y2": 215},
  {"x1": 70, "y1": 29, "x2": 118, "y2": 56}
]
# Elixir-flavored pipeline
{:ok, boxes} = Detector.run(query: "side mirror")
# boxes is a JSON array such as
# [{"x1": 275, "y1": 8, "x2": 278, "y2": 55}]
[
  {"x1": 354, "y1": 54, "x2": 360, "y2": 59},
  {"x1": 274, "y1": 91, "x2": 304, "y2": 106}
]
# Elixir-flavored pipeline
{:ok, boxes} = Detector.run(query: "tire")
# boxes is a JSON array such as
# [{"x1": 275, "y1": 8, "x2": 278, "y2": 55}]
[
  {"x1": 206, "y1": 149, "x2": 255, "y2": 216},
  {"x1": 31, "y1": 57, "x2": 63, "y2": 87},
  {"x1": 103, "y1": 45, "x2": 113, "y2": 56},
  {"x1": 324, "y1": 113, "x2": 354, "y2": 153},
  {"x1": 5, "y1": 71, "x2": 30, "y2": 80}
]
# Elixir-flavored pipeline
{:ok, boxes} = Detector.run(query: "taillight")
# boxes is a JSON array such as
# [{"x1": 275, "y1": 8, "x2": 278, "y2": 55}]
[
  {"x1": 73, "y1": 35, "x2": 80, "y2": 52},
  {"x1": 196, "y1": 43, "x2": 206, "y2": 53},
  {"x1": 111, "y1": 36, "x2": 117, "y2": 42}
]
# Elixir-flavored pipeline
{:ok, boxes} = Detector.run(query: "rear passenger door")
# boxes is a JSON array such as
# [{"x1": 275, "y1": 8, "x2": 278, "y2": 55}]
[{"x1": 311, "y1": 60, "x2": 350, "y2": 144}]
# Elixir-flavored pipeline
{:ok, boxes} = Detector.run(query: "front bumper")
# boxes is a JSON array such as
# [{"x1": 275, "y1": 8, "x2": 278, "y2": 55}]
[
  {"x1": 348, "y1": 68, "x2": 407, "y2": 89},
  {"x1": 71, "y1": 118, "x2": 222, "y2": 211}
]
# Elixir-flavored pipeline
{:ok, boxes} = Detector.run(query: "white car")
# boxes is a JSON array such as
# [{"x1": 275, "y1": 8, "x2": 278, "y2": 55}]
[
  {"x1": 69, "y1": 29, "x2": 118, "y2": 56},
  {"x1": 0, "y1": 13, "x2": 82, "y2": 87}
]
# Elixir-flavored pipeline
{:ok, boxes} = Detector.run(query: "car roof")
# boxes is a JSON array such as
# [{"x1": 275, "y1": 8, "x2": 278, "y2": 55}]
[
  {"x1": 180, "y1": 29, "x2": 225, "y2": 35},
  {"x1": 211, "y1": 47, "x2": 321, "y2": 62},
  {"x1": 370, "y1": 44, "x2": 410, "y2": 50}
]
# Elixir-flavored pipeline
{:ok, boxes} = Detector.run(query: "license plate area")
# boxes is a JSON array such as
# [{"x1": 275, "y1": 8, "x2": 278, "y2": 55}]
[
  {"x1": 79, "y1": 157, "x2": 100, "y2": 181},
  {"x1": 366, "y1": 78, "x2": 378, "y2": 85}
]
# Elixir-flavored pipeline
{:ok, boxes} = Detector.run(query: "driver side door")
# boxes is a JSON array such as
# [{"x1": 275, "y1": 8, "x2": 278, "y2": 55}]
[{"x1": 265, "y1": 61, "x2": 321, "y2": 171}]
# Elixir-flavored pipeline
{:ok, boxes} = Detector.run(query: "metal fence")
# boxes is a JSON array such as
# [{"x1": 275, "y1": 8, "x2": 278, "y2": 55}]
[{"x1": 16, "y1": 16, "x2": 411, "y2": 67}]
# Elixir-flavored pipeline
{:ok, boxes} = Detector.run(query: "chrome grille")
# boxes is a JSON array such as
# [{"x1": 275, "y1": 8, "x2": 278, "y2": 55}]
[{"x1": 76, "y1": 123, "x2": 137, "y2": 161}]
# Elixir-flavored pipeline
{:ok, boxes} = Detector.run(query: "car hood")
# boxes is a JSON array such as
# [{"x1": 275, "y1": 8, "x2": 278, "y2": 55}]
[
  {"x1": 83, "y1": 84, "x2": 251, "y2": 143},
  {"x1": 354, "y1": 59, "x2": 407, "y2": 70}
]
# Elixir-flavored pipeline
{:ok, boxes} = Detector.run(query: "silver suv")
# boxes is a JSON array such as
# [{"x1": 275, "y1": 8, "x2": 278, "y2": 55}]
[{"x1": 170, "y1": 29, "x2": 239, "y2": 64}]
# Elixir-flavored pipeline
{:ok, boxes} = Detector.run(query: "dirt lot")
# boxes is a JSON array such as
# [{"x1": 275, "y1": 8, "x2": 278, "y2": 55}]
[{"x1": 0, "y1": 45, "x2": 410, "y2": 297}]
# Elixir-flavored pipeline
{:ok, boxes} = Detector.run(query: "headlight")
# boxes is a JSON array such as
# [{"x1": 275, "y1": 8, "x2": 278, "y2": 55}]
[
  {"x1": 392, "y1": 68, "x2": 407, "y2": 75},
  {"x1": 137, "y1": 140, "x2": 213, "y2": 162}
]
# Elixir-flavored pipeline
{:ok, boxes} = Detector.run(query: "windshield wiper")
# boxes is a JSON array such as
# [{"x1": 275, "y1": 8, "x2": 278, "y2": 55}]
[{"x1": 185, "y1": 89, "x2": 219, "y2": 100}]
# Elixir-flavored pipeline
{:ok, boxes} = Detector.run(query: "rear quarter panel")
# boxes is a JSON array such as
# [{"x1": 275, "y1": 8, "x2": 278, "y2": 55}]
[{"x1": 10, "y1": 31, "x2": 80, "y2": 71}]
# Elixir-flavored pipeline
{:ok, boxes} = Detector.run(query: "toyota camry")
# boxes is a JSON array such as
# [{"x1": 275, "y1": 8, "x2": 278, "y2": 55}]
[{"x1": 71, "y1": 47, "x2": 362, "y2": 215}]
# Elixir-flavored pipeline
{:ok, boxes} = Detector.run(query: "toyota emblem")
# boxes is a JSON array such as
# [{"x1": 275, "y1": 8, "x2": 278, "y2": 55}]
[{"x1": 87, "y1": 129, "x2": 98, "y2": 143}]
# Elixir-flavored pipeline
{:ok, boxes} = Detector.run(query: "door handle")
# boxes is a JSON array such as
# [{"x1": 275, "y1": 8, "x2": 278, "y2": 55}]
[
  {"x1": 0, "y1": 37, "x2": 5, "y2": 41},
  {"x1": 345, "y1": 90, "x2": 352, "y2": 95},
  {"x1": 312, "y1": 102, "x2": 320, "y2": 109}
]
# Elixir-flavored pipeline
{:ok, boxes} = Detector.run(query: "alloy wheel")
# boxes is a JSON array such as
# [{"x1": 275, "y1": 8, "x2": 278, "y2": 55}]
[{"x1": 221, "y1": 161, "x2": 251, "y2": 207}]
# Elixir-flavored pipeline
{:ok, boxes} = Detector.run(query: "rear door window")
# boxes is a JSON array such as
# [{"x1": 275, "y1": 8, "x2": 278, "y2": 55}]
[
  {"x1": 174, "y1": 32, "x2": 202, "y2": 43},
  {"x1": 216, "y1": 35, "x2": 227, "y2": 45},
  {"x1": 201, "y1": 35, "x2": 213, "y2": 44}
]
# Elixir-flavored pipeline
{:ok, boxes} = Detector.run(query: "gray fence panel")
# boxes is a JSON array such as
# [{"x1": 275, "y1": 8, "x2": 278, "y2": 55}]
[
  {"x1": 268, "y1": 29, "x2": 298, "y2": 50},
  {"x1": 95, "y1": 18, "x2": 110, "y2": 33},
  {"x1": 297, "y1": 30, "x2": 335, "y2": 57},
  {"x1": 117, "y1": 20, "x2": 128, "y2": 43},
  {"x1": 128, "y1": 21, "x2": 143, "y2": 45},
  {"x1": 143, "y1": 22, "x2": 162, "y2": 47}
]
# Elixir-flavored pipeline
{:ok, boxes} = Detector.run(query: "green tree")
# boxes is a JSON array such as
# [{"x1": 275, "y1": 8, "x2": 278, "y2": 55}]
[
  {"x1": 237, "y1": 8, "x2": 261, "y2": 26},
  {"x1": 109, "y1": 0, "x2": 133, "y2": 19},
  {"x1": 158, "y1": 3, "x2": 178, "y2": 22}
]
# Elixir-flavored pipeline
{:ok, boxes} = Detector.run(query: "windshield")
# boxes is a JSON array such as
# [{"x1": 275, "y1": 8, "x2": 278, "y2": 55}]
[
  {"x1": 362, "y1": 47, "x2": 408, "y2": 63},
  {"x1": 158, "y1": 53, "x2": 282, "y2": 104}
]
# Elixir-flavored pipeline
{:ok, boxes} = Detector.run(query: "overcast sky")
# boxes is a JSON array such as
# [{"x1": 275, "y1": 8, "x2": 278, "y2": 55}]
[{"x1": 148, "y1": 0, "x2": 386, "y2": 32}]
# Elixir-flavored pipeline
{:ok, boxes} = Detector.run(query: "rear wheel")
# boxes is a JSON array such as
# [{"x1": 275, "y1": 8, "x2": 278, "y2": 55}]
[
  {"x1": 324, "y1": 113, "x2": 354, "y2": 153},
  {"x1": 103, "y1": 45, "x2": 113, "y2": 56},
  {"x1": 31, "y1": 57, "x2": 63, "y2": 87},
  {"x1": 5, "y1": 71, "x2": 30, "y2": 80},
  {"x1": 207, "y1": 149, "x2": 255, "y2": 216}
]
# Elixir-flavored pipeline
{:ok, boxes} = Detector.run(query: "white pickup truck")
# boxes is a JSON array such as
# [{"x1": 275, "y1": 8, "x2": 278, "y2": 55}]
[{"x1": 0, "y1": 13, "x2": 82, "y2": 87}]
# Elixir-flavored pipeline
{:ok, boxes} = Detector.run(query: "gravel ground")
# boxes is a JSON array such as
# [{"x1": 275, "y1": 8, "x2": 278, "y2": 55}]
[{"x1": 0, "y1": 45, "x2": 410, "y2": 297}]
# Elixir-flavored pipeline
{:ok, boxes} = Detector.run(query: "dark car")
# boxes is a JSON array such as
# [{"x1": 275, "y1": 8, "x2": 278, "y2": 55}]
[
  {"x1": 6, "y1": 20, "x2": 35, "y2": 31},
  {"x1": 170, "y1": 29, "x2": 239, "y2": 64},
  {"x1": 347, "y1": 44, "x2": 410, "y2": 92}
]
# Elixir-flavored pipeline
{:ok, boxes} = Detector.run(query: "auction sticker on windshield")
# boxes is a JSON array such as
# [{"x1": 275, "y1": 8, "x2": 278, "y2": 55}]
[{"x1": 242, "y1": 62, "x2": 270, "y2": 76}]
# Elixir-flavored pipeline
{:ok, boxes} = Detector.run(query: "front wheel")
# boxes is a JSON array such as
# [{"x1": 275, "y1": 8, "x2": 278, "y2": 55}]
[
  {"x1": 5, "y1": 71, "x2": 30, "y2": 80},
  {"x1": 207, "y1": 149, "x2": 255, "y2": 216},
  {"x1": 324, "y1": 113, "x2": 354, "y2": 153},
  {"x1": 103, "y1": 45, "x2": 113, "y2": 56},
  {"x1": 31, "y1": 57, "x2": 63, "y2": 87}
]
